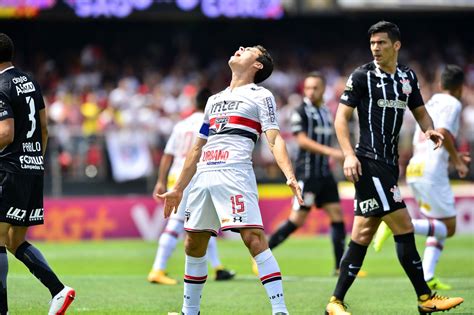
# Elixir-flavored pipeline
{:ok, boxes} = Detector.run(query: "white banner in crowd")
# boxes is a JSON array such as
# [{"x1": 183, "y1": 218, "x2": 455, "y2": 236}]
[{"x1": 105, "y1": 130, "x2": 153, "y2": 182}]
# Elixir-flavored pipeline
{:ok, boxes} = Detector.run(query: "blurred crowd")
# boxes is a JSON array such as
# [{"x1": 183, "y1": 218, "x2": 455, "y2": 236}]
[{"x1": 12, "y1": 21, "x2": 474, "y2": 185}]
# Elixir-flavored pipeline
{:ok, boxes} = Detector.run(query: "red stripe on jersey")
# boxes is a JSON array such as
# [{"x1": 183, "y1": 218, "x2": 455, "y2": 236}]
[
  {"x1": 260, "y1": 272, "x2": 281, "y2": 282},
  {"x1": 184, "y1": 275, "x2": 208, "y2": 281},
  {"x1": 210, "y1": 116, "x2": 262, "y2": 134}
]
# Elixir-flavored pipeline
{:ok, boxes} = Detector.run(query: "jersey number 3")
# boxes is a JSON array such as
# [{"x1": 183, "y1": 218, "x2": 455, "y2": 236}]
[{"x1": 26, "y1": 96, "x2": 36, "y2": 138}]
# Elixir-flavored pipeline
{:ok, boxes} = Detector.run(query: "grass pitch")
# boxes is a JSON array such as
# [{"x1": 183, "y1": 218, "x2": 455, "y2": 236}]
[{"x1": 6, "y1": 236, "x2": 474, "y2": 314}]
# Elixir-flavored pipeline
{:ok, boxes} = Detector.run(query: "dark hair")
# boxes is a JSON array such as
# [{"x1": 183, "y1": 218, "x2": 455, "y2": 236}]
[
  {"x1": 196, "y1": 87, "x2": 212, "y2": 111},
  {"x1": 254, "y1": 45, "x2": 273, "y2": 84},
  {"x1": 0, "y1": 33, "x2": 14, "y2": 63},
  {"x1": 306, "y1": 71, "x2": 326, "y2": 85},
  {"x1": 368, "y1": 21, "x2": 401, "y2": 43},
  {"x1": 441, "y1": 64, "x2": 464, "y2": 91}
]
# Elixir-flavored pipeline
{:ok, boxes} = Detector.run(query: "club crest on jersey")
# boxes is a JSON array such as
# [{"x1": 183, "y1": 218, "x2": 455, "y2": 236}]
[
  {"x1": 214, "y1": 116, "x2": 229, "y2": 133},
  {"x1": 400, "y1": 79, "x2": 412, "y2": 95},
  {"x1": 390, "y1": 185, "x2": 403, "y2": 203}
]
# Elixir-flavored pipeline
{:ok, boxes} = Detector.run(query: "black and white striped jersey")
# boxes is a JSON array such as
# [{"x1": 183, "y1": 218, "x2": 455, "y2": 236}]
[
  {"x1": 340, "y1": 61, "x2": 424, "y2": 166},
  {"x1": 291, "y1": 98, "x2": 334, "y2": 179}
]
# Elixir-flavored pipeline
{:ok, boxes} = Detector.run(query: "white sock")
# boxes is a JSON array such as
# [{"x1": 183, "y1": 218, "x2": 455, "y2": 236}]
[
  {"x1": 182, "y1": 255, "x2": 207, "y2": 315},
  {"x1": 152, "y1": 219, "x2": 183, "y2": 271},
  {"x1": 412, "y1": 219, "x2": 447, "y2": 238},
  {"x1": 206, "y1": 237, "x2": 222, "y2": 269},
  {"x1": 254, "y1": 249, "x2": 287, "y2": 314},
  {"x1": 423, "y1": 236, "x2": 445, "y2": 281}
]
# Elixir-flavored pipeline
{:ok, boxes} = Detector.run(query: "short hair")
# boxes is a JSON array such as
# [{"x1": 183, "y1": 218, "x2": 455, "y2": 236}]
[
  {"x1": 305, "y1": 71, "x2": 326, "y2": 85},
  {"x1": 441, "y1": 64, "x2": 464, "y2": 91},
  {"x1": 196, "y1": 87, "x2": 212, "y2": 111},
  {"x1": 0, "y1": 33, "x2": 14, "y2": 63},
  {"x1": 254, "y1": 45, "x2": 273, "y2": 84},
  {"x1": 368, "y1": 21, "x2": 401, "y2": 43}
]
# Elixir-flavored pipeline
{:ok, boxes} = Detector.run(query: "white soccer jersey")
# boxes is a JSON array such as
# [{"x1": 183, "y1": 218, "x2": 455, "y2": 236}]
[
  {"x1": 196, "y1": 83, "x2": 280, "y2": 171},
  {"x1": 165, "y1": 112, "x2": 204, "y2": 181},
  {"x1": 406, "y1": 93, "x2": 462, "y2": 184}
]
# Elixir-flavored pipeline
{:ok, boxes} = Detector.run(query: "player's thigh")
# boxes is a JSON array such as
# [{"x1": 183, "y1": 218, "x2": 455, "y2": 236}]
[
  {"x1": 351, "y1": 215, "x2": 382, "y2": 245},
  {"x1": 210, "y1": 168, "x2": 263, "y2": 231},
  {"x1": 382, "y1": 208, "x2": 414, "y2": 235},
  {"x1": 289, "y1": 209, "x2": 309, "y2": 226},
  {"x1": 0, "y1": 222, "x2": 10, "y2": 246},
  {"x1": 410, "y1": 181, "x2": 456, "y2": 219},
  {"x1": 322, "y1": 202, "x2": 344, "y2": 222}
]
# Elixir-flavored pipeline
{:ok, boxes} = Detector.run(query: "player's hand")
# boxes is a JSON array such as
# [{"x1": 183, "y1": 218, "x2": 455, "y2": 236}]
[
  {"x1": 343, "y1": 154, "x2": 362, "y2": 183},
  {"x1": 455, "y1": 152, "x2": 470, "y2": 178},
  {"x1": 286, "y1": 177, "x2": 303, "y2": 205},
  {"x1": 425, "y1": 129, "x2": 444, "y2": 150},
  {"x1": 157, "y1": 189, "x2": 183, "y2": 218},
  {"x1": 152, "y1": 182, "x2": 167, "y2": 202}
]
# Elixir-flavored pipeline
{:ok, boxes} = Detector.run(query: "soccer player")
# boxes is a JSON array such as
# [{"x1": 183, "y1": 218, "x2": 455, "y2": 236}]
[
  {"x1": 267, "y1": 72, "x2": 348, "y2": 275},
  {"x1": 0, "y1": 33, "x2": 75, "y2": 314},
  {"x1": 158, "y1": 45, "x2": 303, "y2": 315},
  {"x1": 373, "y1": 65, "x2": 470, "y2": 290},
  {"x1": 324, "y1": 22, "x2": 463, "y2": 315},
  {"x1": 147, "y1": 88, "x2": 235, "y2": 285}
]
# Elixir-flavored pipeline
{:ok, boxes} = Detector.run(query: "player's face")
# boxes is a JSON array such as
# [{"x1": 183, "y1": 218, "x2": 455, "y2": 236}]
[
  {"x1": 303, "y1": 77, "x2": 325, "y2": 104},
  {"x1": 228, "y1": 46, "x2": 262, "y2": 70},
  {"x1": 370, "y1": 32, "x2": 400, "y2": 66}
]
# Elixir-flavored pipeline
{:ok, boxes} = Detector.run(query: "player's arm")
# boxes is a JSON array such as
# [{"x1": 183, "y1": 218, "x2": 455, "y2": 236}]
[
  {"x1": 157, "y1": 137, "x2": 206, "y2": 218},
  {"x1": 437, "y1": 128, "x2": 470, "y2": 178},
  {"x1": 152, "y1": 153, "x2": 174, "y2": 202},
  {"x1": 265, "y1": 129, "x2": 303, "y2": 205},
  {"x1": 0, "y1": 118, "x2": 13, "y2": 150},
  {"x1": 411, "y1": 106, "x2": 444, "y2": 150},
  {"x1": 295, "y1": 132, "x2": 343, "y2": 160},
  {"x1": 334, "y1": 103, "x2": 361, "y2": 182},
  {"x1": 39, "y1": 109, "x2": 48, "y2": 156}
]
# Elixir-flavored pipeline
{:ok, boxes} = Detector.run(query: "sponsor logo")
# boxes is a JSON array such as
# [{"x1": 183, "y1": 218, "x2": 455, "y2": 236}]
[
  {"x1": 377, "y1": 99, "x2": 407, "y2": 109},
  {"x1": 29, "y1": 208, "x2": 44, "y2": 221},
  {"x1": 202, "y1": 149, "x2": 229, "y2": 165},
  {"x1": 12, "y1": 76, "x2": 28, "y2": 84},
  {"x1": 400, "y1": 79, "x2": 412, "y2": 95},
  {"x1": 359, "y1": 198, "x2": 379, "y2": 214},
  {"x1": 6, "y1": 207, "x2": 26, "y2": 221},
  {"x1": 344, "y1": 75, "x2": 353, "y2": 91},
  {"x1": 19, "y1": 155, "x2": 44, "y2": 170},
  {"x1": 376, "y1": 82, "x2": 387, "y2": 88},
  {"x1": 16, "y1": 82, "x2": 36, "y2": 95},
  {"x1": 233, "y1": 216, "x2": 243, "y2": 223},
  {"x1": 210, "y1": 100, "x2": 241, "y2": 114},
  {"x1": 341, "y1": 94, "x2": 349, "y2": 101},
  {"x1": 22, "y1": 141, "x2": 42, "y2": 153},
  {"x1": 264, "y1": 97, "x2": 276, "y2": 122},
  {"x1": 0, "y1": 110, "x2": 8, "y2": 118},
  {"x1": 313, "y1": 126, "x2": 333, "y2": 136},
  {"x1": 214, "y1": 116, "x2": 229, "y2": 132},
  {"x1": 390, "y1": 185, "x2": 403, "y2": 203},
  {"x1": 221, "y1": 218, "x2": 230, "y2": 224}
]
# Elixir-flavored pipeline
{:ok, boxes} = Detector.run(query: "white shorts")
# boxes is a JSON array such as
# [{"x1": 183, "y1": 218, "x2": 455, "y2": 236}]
[
  {"x1": 409, "y1": 181, "x2": 456, "y2": 219},
  {"x1": 184, "y1": 168, "x2": 263, "y2": 235},
  {"x1": 168, "y1": 176, "x2": 196, "y2": 222}
]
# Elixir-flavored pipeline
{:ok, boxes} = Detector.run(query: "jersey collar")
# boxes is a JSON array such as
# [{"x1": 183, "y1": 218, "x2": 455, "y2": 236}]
[{"x1": 0, "y1": 66, "x2": 14, "y2": 74}]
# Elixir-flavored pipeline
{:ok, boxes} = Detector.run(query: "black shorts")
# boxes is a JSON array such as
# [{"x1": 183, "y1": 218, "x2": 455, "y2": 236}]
[
  {"x1": 294, "y1": 175, "x2": 340, "y2": 210},
  {"x1": 0, "y1": 171, "x2": 44, "y2": 226},
  {"x1": 354, "y1": 156, "x2": 406, "y2": 217}
]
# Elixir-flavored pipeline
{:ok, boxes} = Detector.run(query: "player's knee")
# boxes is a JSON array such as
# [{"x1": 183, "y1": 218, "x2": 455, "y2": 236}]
[
  {"x1": 352, "y1": 228, "x2": 375, "y2": 246},
  {"x1": 184, "y1": 235, "x2": 206, "y2": 256},
  {"x1": 241, "y1": 229, "x2": 266, "y2": 252},
  {"x1": 446, "y1": 226, "x2": 456, "y2": 237}
]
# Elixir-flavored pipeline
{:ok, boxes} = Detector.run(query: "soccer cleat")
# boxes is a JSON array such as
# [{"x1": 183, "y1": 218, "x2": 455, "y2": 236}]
[
  {"x1": 325, "y1": 296, "x2": 351, "y2": 315},
  {"x1": 215, "y1": 268, "x2": 236, "y2": 281},
  {"x1": 426, "y1": 277, "x2": 452, "y2": 290},
  {"x1": 373, "y1": 221, "x2": 392, "y2": 252},
  {"x1": 147, "y1": 269, "x2": 178, "y2": 285},
  {"x1": 418, "y1": 292, "x2": 463, "y2": 314},
  {"x1": 48, "y1": 286, "x2": 75, "y2": 315},
  {"x1": 251, "y1": 258, "x2": 259, "y2": 276}
]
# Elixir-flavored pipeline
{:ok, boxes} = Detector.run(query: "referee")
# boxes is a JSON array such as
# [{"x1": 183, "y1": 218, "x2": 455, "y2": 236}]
[
  {"x1": 325, "y1": 21, "x2": 463, "y2": 315},
  {"x1": 268, "y1": 72, "x2": 348, "y2": 275}
]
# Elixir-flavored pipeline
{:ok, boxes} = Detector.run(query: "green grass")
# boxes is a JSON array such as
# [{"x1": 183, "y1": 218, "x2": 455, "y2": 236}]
[{"x1": 6, "y1": 236, "x2": 474, "y2": 314}]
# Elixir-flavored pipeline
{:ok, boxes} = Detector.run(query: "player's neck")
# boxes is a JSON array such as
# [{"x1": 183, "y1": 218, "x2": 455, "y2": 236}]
[
  {"x1": 0, "y1": 62, "x2": 13, "y2": 72},
  {"x1": 229, "y1": 72, "x2": 254, "y2": 90},
  {"x1": 442, "y1": 89, "x2": 461, "y2": 100},
  {"x1": 374, "y1": 60, "x2": 397, "y2": 74}
]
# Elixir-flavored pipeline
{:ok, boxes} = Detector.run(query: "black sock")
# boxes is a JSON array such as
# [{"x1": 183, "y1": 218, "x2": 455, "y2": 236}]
[
  {"x1": 333, "y1": 240, "x2": 367, "y2": 301},
  {"x1": 331, "y1": 222, "x2": 346, "y2": 269},
  {"x1": 394, "y1": 233, "x2": 431, "y2": 298},
  {"x1": 0, "y1": 247, "x2": 7, "y2": 315},
  {"x1": 268, "y1": 220, "x2": 298, "y2": 249},
  {"x1": 15, "y1": 242, "x2": 64, "y2": 297}
]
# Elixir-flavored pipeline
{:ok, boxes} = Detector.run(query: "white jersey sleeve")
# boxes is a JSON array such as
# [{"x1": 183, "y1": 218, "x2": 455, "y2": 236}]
[
  {"x1": 164, "y1": 125, "x2": 178, "y2": 156},
  {"x1": 435, "y1": 98, "x2": 462, "y2": 137},
  {"x1": 257, "y1": 91, "x2": 280, "y2": 132}
]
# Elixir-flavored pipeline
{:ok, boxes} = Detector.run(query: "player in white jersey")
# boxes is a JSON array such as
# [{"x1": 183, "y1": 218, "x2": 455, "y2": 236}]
[
  {"x1": 158, "y1": 45, "x2": 303, "y2": 315},
  {"x1": 147, "y1": 88, "x2": 235, "y2": 285},
  {"x1": 373, "y1": 65, "x2": 470, "y2": 290}
]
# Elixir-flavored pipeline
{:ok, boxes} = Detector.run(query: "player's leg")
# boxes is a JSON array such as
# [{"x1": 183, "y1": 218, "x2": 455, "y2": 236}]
[
  {"x1": 0, "y1": 222, "x2": 10, "y2": 315},
  {"x1": 206, "y1": 237, "x2": 236, "y2": 281},
  {"x1": 322, "y1": 202, "x2": 346, "y2": 272},
  {"x1": 148, "y1": 217, "x2": 183, "y2": 285},
  {"x1": 241, "y1": 228, "x2": 288, "y2": 315},
  {"x1": 268, "y1": 179, "x2": 312, "y2": 250},
  {"x1": 182, "y1": 231, "x2": 212, "y2": 315}
]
